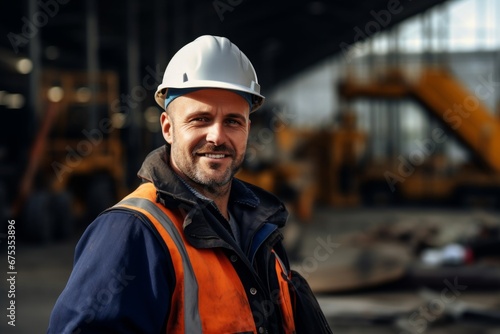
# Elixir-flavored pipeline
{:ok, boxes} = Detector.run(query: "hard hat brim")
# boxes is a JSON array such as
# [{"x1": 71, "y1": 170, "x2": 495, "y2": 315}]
[{"x1": 155, "y1": 80, "x2": 265, "y2": 113}]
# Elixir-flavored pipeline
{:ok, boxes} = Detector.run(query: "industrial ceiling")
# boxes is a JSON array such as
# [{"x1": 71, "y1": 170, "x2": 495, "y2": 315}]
[{"x1": 1, "y1": 0, "x2": 447, "y2": 97}]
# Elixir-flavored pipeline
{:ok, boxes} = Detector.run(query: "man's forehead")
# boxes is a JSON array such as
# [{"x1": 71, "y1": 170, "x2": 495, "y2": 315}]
[{"x1": 169, "y1": 89, "x2": 250, "y2": 115}]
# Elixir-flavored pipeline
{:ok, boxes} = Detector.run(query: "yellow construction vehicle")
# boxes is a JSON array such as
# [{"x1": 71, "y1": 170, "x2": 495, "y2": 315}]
[
  {"x1": 236, "y1": 106, "x2": 319, "y2": 222},
  {"x1": 14, "y1": 69, "x2": 128, "y2": 242},
  {"x1": 337, "y1": 67, "x2": 500, "y2": 208}
]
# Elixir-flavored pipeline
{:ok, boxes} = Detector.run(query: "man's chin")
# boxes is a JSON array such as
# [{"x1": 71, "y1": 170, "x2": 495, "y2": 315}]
[
  {"x1": 191, "y1": 163, "x2": 242, "y2": 190},
  {"x1": 198, "y1": 174, "x2": 232, "y2": 188}
]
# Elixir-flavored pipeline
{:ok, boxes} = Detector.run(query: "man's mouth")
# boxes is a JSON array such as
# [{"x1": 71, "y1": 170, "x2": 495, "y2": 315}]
[
  {"x1": 198, "y1": 153, "x2": 230, "y2": 159},
  {"x1": 195, "y1": 144, "x2": 234, "y2": 160},
  {"x1": 204, "y1": 153, "x2": 227, "y2": 159}
]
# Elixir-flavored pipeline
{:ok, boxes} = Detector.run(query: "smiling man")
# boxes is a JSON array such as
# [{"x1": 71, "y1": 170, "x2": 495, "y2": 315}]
[{"x1": 48, "y1": 35, "x2": 331, "y2": 334}]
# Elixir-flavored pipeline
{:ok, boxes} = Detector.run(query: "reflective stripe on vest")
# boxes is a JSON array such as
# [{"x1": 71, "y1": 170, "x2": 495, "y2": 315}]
[{"x1": 117, "y1": 197, "x2": 202, "y2": 333}]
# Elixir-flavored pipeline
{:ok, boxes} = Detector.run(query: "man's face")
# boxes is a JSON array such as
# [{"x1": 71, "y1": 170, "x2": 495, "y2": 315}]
[{"x1": 161, "y1": 89, "x2": 250, "y2": 195}]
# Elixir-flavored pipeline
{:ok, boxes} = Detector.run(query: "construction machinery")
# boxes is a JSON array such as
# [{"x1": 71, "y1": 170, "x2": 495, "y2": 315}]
[
  {"x1": 336, "y1": 66, "x2": 500, "y2": 208},
  {"x1": 236, "y1": 106, "x2": 320, "y2": 223},
  {"x1": 10, "y1": 69, "x2": 128, "y2": 242}
]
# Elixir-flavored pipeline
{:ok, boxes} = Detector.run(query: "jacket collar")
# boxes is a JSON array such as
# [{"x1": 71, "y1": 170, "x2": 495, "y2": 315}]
[{"x1": 136, "y1": 145, "x2": 288, "y2": 229}]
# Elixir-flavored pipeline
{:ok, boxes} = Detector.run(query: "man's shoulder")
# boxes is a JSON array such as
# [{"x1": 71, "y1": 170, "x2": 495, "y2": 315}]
[
  {"x1": 85, "y1": 208, "x2": 152, "y2": 239},
  {"x1": 76, "y1": 208, "x2": 170, "y2": 263}
]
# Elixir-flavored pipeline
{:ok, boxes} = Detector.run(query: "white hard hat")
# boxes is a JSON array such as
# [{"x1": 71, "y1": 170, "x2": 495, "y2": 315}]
[{"x1": 155, "y1": 35, "x2": 265, "y2": 113}]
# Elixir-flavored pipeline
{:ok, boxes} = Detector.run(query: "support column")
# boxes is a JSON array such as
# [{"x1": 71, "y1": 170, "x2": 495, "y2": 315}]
[
  {"x1": 28, "y1": 0, "x2": 41, "y2": 131},
  {"x1": 86, "y1": 0, "x2": 99, "y2": 129},
  {"x1": 126, "y1": 0, "x2": 141, "y2": 188}
]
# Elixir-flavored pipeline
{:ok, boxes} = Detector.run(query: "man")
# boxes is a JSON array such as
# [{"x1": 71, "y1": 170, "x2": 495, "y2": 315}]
[{"x1": 48, "y1": 35, "x2": 330, "y2": 333}]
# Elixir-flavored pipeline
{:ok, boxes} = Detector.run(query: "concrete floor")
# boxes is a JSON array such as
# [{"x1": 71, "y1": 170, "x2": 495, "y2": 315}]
[
  {"x1": 291, "y1": 207, "x2": 500, "y2": 333},
  {"x1": 0, "y1": 237, "x2": 75, "y2": 333},
  {"x1": 1, "y1": 207, "x2": 500, "y2": 333}
]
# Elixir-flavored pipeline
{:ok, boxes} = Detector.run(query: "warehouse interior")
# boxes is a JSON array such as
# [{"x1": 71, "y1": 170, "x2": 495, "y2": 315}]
[{"x1": 2, "y1": 0, "x2": 500, "y2": 332}]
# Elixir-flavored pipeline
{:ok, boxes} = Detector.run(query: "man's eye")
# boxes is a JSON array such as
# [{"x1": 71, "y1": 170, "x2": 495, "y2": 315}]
[
  {"x1": 192, "y1": 117, "x2": 208, "y2": 122},
  {"x1": 226, "y1": 119, "x2": 240, "y2": 125}
]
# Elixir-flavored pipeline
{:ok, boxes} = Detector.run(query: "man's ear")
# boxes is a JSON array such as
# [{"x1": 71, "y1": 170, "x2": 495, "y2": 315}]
[{"x1": 160, "y1": 112, "x2": 173, "y2": 144}]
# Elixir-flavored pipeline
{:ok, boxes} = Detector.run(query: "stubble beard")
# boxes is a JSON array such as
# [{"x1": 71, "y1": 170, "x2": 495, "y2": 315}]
[{"x1": 171, "y1": 143, "x2": 245, "y2": 197}]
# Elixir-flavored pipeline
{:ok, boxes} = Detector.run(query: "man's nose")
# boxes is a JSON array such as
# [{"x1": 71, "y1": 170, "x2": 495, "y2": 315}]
[{"x1": 206, "y1": 122, "x2": 226, "y2": 146}]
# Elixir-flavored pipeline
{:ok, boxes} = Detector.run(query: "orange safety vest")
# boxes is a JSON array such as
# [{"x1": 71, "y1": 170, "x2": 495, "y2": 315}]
[{"x1": 114, "y1": 182, "x2": 296, "y2": 334}]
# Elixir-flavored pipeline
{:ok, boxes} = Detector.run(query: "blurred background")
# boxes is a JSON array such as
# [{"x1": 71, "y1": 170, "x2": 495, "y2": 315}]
[{"x1": 1, "y1": 0, "x2": 500, "y2": 332}]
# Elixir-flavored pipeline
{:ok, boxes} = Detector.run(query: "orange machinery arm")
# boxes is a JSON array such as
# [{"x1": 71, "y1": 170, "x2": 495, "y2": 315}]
[
  {"x1": 339, "y1": 67, "x2": 500, "y2": 172},
  {"x1": 12, "y1": 101, "x2": 60, "y2": 216}
]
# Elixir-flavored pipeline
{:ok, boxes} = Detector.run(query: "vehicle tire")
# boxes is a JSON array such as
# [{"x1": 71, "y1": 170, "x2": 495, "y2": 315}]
[
  {"x1": 22, "y1": 191, "x2": 54, "y2": 244},
  {"x1": 85, "y1": 173, "x2": 116, "y2": 225},
  {"x1": 51, "y1": 191, "x2": 75, "y2": 241}
]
